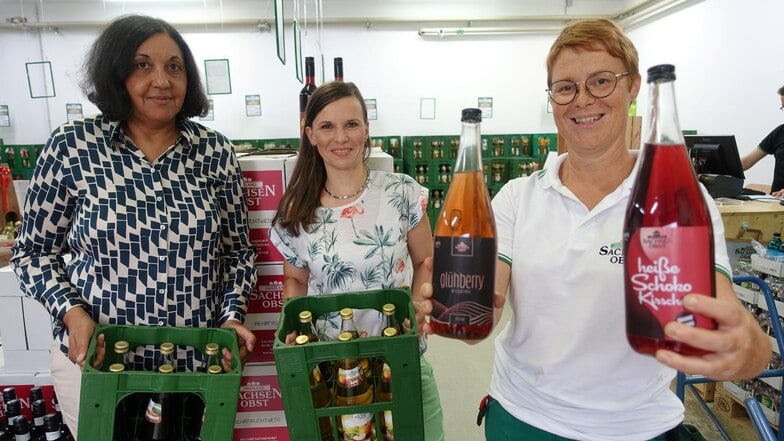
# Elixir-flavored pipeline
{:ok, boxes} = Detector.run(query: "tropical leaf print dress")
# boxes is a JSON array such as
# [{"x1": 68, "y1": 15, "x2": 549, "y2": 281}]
[{"x1": 270, "y1": 170, "x2": 428, "y2": 340}]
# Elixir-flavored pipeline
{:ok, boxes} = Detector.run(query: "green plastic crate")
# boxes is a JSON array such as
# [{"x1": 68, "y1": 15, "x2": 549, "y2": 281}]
[
  {"x1": 273, "y1": 289, "x2": 424, "y2": 441},
  {"x1": 78, "y1": 325, "x2": 242, "y2": 441}
]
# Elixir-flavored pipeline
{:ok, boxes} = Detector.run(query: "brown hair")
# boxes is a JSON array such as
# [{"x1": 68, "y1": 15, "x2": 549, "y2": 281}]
[
  {"x1": 273, "y1": 81, "x2": 371, "y2": 236},
  {"x1": 546, "y1": 18, "x2": 639, "y2": 86}
]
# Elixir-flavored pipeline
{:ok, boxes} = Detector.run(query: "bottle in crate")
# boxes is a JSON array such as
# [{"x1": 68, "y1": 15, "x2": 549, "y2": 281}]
[
  {"x1": 30, "y1": 399, "x2": 46, "y2": 440},
  {"x1": 623, "y1": 64, "x2": 716, "y2": 356},
  {"x1": 136, "y1": 365, "x2": 180, "y2": 441},
  {"x1": 11, "y1": 415, "x2": 31, "y2": 441},
  {"x1": 295, "y1": 335, "x2": 334, "y2": 441},
  {"x1": 183, "y1": 366, "x2": 222, "y2": 441},
  {"x1": 334, "y1": 332, "x2": 376, "y2": 441},
  {"x1": 340, "y1": 308, "x2": 370, "y2": 379},
  {"x1": 200, "y1": 342, "x2": 221, "y2": 373},
  {"x1": 432, "y1": 108, "x2": 498, "y2": 341},
  {"x1": 111, "y1": 340, "x2": 131, "y2": 369},
  {"x1": 376, "y1": 327, "x2": 397, "y2": 440}
]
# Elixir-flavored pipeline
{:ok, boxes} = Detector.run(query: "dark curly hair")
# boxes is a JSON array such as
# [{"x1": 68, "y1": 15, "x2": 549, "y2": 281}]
[{"x1": 80, "y1": 14, "x2": 209, "y2": 122}]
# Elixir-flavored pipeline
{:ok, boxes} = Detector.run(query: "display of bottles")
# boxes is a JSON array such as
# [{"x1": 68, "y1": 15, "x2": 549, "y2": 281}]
[
  {"x1": 299, "y1": 56, "x2": 317, "y2": 136},
  {"x1": 623, "y1": 64, "x2": 716, "y2": 357},
  {"x1": 12, "y1": 415, "x2": 31, "y2": 441},
  {"x1": 295, "y1": 335, "x2": 334, "y2": 441},
  {"x1": 432, "y1": 108, "x2": 498, "y2": 341},
  {"x1": 111, "y1": 340, "x2": 131, "y2": 369},
  {"x1": 30, "y1": 400, "x2": 46, "y2": 440},
  {"x1": 136, "y1": 365, "x2": 179, "y2": 441},
  {"x1": 334, "y1": 57, "x2": 344, "y2": 82},
  {"x1": 376, "y1": 327, "x2": 396, "y2": 441},
  {"x1": 42, "y1": 415, "x2": 62, "y2": 441},
  {"x1": 334, "y1": 332, "x2": 375, "y2": 441},
  {"x1": 381, "y1": 304, "x2": 400, "y2": 335}
]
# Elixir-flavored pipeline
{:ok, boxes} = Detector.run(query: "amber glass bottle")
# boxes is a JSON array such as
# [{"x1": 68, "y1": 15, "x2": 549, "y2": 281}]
[
  {"x1": 295, "y1": 335, "x2": 334, "y2": 440},
  {"x1": 623, "y1": 64, "x2": 716, "y2": 356},
  {"x1": 432, "y1": 108, "x2": 497, "y2": 340},
  {"x1": 334, "y1": 332, "x2": 375, "y2": 441}
]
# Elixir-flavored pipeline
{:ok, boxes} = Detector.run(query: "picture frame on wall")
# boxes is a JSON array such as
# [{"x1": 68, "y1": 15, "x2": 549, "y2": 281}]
[
  {"x1": 275, "y1": 0, "x2": 285, "y2": 65},
  {"x1": 204, "y1": 59, "x2": 232, "y2": 95},
  {"x1": 26, "y1": 61, "x2": 56, "y2": 99}
]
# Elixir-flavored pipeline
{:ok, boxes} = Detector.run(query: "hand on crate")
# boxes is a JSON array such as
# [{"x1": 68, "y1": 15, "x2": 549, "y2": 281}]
[
  {"x1": 62, "y1": 305, "x2": 98, "y2": 368},
  {"x1": 221, "y1": 319, "x2": 256, "y2": 369},
  {"x1": 655, "y1": 275, "x2": 772, "y2": 381}
]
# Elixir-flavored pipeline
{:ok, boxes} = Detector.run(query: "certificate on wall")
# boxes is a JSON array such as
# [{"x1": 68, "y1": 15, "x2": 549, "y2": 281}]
[
  {"x1": 204, "y1": 59, "x2": 232, "y2": 95},
  {"x1": 66, "y1": 103, "x2": 83, "y2": 122},
  {"x1": 478, "y1": 97, "x2": 493, "y2": 119},
  {"x1": 365, "y1": 99, "x2": 378, "y2": 120},
  {"x1": 420, "y1": 98, "x2": 436, "y2": 120},
  {"x1": 200, "y1": 99, "x2": 215, "y2": 121},
  {"x1": 245, "y1": 95, "x2": 262, "y2": 117},
  {"x1": 0, "y1": 105, "x2": 10, "y2": 127}
]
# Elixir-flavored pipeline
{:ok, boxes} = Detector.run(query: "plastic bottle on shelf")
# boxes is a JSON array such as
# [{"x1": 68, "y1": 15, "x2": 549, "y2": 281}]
[{"x1": 768, "y1": 232, "x2": 784, "y2": 261}]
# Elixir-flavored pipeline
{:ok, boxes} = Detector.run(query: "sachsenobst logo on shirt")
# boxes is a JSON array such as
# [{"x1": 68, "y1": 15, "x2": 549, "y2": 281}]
[{"x1": 599, "y1": 241, "x2": 625, "y2": 264}]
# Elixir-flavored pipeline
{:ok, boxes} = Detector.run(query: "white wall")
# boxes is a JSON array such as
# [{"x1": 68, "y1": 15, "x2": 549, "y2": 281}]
[{"x1": 1, "y1": 0, "x2": 782, "y2": 184}]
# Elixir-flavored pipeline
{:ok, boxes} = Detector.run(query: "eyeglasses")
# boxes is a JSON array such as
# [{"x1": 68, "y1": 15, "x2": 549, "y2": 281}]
[{"x1": 547, "y1": 71, "x2": 631, "y2": 105}]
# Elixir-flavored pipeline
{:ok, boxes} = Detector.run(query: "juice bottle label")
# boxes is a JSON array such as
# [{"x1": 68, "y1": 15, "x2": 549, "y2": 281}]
[
  {"x1": 339, "y1": 412, "x2": 374, "y2": 440},
  {"x1": 432, "y1": 236, "x2": 495, "y2": 327},
  {"x1": 627, "y1": 226, "x2": 713, "y2": 334},
  {"x1": 144, "y1": 398, "x2": 163, "y2": 424},
  {"x1": 338, "y1": 366, "x2": 364, "y2": 388}
]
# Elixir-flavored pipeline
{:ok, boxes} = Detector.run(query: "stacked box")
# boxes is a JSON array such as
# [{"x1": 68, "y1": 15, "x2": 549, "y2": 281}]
[
  {"x1": 273, "y1": 289, "x2": 424, "y2": 441},
  {"x1": 78, "y1": 325, "x2": 243, "y2": 440},
  {"x1": 245, "y1": 264, "x2": 285, "y2": 364},
  {"x1": 234, "y1": 364, "x2": 288, "y2": 441}
]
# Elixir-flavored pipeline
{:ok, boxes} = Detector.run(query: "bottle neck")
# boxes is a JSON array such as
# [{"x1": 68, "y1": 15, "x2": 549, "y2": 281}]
[
  {"x1": 454, "y1": 121, "x2": 482, "y2": 172},
  {"x1": 305, "y1": 60, "x2": 316, "y2": 86},
  {"x1": 645, "y1": 78, "x2": 684, "y2": 145}
]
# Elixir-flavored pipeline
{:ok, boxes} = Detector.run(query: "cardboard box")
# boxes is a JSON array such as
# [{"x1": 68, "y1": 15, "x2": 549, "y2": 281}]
[
  {"x1": 0, "y1": 296, "x2": 26, "y2": 350},
  {"x1": 2, "y1": 349, "x2": 50, "y2": 373},
  {"x1": 234, "y1": 364, "x2": 289, "y2": 441},
  {"x1": 22, "y1": 296, "x2": 53, "y2": 350},
  {"x1": 239, "y1": 153, "x2": 297, "y2": 265},
  {"x1": 752, "y1": 254, "x2": 784, "y2": 278},
  {"x1": 713, "y1": 383, "x2": 748, "y2": 419},
  {"x1": 245, "y1": 264, "x2": 284, "y2": 364}
]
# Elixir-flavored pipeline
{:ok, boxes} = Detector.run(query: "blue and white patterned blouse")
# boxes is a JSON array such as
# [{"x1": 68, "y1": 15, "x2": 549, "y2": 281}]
[
  {"x1": 270, "y1": 170, "x2": 428, "y2": 340},
  {"x1": 11, "y1": 115, "x2": 257, "y2": 370}
]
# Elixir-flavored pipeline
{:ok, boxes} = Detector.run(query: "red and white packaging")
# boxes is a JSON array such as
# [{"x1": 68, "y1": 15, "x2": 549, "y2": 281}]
[
  {"x1": 245, "y1": 264, "x2": 284, "y2": 364},
  {"x1": 239, "y1": 153, "x2": 297, "y2": 265},
  {"x1": 233, "y1": 364, "x2": 289, "y2": 441}
]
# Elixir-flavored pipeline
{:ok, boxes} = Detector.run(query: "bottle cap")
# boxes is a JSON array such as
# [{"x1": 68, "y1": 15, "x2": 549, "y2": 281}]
[
  {"x1": 159, "y1": 364, "x2": 174, "y2": 374},
  {"x1": 205, "y1": 342, "x2": 219, "y2": 355},
  {"x1": 382, "y1": 303, "x2": 395, "y2": 315},
  {"x1": 160, "y1": 342, "x2": 175, "y2": 355},
  {"x1": 109, "y1": 363, "x2": 125, "y2": 373},
  {"x1": 295, "y1": 335, "x2": 310, "y2": 345},
  {"x1": 383, "y1": 327, "x2": 398, "y2": 337},
  {"x1": 13, "y1": 414, "x2": 29, "y2": 435},
  {"x1": 646, "y1": 64, "x2": 675, "y2": 83},
  {"x1": 32, "y1": 399, "x2": 46, "y2": 417},
  {"x1": 299, "y1": 310, "x2": 313, "y2": 322},
  {"x1": 44, "y1": 413, "x2": 60, "y2": 432},
  {"x1": 461, "y1": 108, "x2": 482, "y2": 123},
  {"x1": 338, "y1": 331, "x2": 353, "y2": 342},
  {"x1": 339, "y1": 308, "x2": 353, "y2": 320},
  {"x1": 208, "y1": 365, "x2": 223, "y2": 374},
  {"x1": 114, "y1": 340, "x2": 130, "y2": 353}
]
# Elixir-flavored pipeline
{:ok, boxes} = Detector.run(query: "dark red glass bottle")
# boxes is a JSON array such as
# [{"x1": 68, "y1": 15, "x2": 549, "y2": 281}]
[
  {"x1": 299, "y1": 56, "x2": 317, "y2": 137},
  {"x1": 623, "y1": 64, "x2": 716, "y2": 356},
  {"x1": 333, "y1": 57, "x2": 343, "y2": 82}
]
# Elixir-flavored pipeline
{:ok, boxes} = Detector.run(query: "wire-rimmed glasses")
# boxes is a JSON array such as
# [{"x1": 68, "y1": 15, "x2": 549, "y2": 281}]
[{"x1": 547, "y1": 71, "x2": 631, "y2": 105}]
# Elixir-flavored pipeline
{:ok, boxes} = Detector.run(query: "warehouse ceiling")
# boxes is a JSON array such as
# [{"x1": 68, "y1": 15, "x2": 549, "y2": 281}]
[{"x1": 1, "y1": 0, "x2": 704, "y2": 31}]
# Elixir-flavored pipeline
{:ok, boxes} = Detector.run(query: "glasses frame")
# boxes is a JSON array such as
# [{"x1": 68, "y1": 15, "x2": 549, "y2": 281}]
[{"x1": 546, "y1": 71, "x2": 631, "y2": 106}]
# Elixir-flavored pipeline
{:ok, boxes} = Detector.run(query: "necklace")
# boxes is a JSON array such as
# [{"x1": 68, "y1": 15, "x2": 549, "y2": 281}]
[{"x1": 324, "y1": 170, "x2": 370, "y2": 200}]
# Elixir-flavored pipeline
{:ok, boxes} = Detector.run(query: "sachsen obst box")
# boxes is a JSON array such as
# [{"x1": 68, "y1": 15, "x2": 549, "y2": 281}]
[{"x1": 273, "y1": 288, "x2": 424, "y2": 441}]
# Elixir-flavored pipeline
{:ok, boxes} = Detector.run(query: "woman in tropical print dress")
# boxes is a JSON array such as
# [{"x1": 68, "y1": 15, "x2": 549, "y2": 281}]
[{"x1": 269, "y1": 80, "x2": 444, "y2": 440}]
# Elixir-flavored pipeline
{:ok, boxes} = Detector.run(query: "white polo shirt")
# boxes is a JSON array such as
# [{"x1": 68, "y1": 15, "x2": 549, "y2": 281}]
[{"x1": 487, "y1": 151, "x2": 730, "y2": 441}]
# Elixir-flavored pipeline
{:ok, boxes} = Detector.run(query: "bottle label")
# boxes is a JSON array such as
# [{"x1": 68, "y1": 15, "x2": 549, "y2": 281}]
[
  {"x1": 339, "y1": 412, "x2": 374, "y2": 440},
  {"x1": 432, "y1": 236, "x2": 496, "y2": 326},
  {"x1": 16, "y1": 433, "x2": 31, "y2": 441},
  {"x1": 45, "y1": 431, "x2": 60, "y2": 441},
  {"x1": 626, "y1": 226, "x2": 713, "y2": 334},
  {"x1": 338, "y1": 366, "x2": 364, "y2": 388},
  {"x1": 383, "y1": 410, "x2": 394, "y2": 436},
  {"x1": 144, "y1": 398, "x2": 163, "y2": 424}
]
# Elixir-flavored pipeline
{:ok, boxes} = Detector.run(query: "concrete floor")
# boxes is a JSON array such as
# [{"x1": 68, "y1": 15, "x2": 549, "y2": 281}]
[{"x1": 425, "y1": 305, "x2": 763, "y2": 441}]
